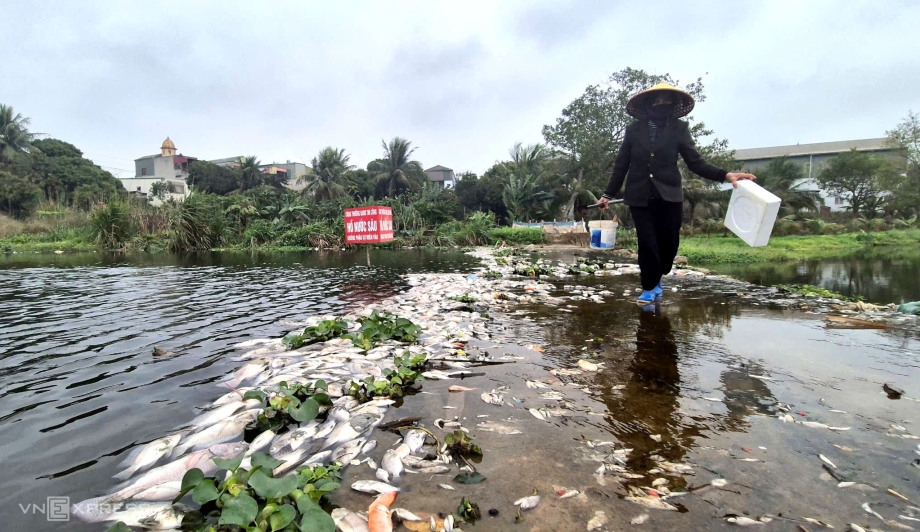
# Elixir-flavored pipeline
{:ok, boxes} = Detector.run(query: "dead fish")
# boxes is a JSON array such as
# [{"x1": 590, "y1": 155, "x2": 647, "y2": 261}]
[
  {"x1": 448, "y1": 385, "x2": 476, "y2": 392},
  {"x1": 351, "y1": 480, "x2": 400, "y2": 494},
  {"x1": 800, "y1": 421, "x2": 830, "y2": 429},
  {"x1": 557, "y1": 488, "x2": 579, "y2": 499},
  {"x1": 726, "y1": 516, "x2": 765, "y2": 526},
  {"x1": 819, "y1": 454, "x2": 837, "y2": 468},
  {"x1": 514, "y1": 494, "x2": 540, "y2": 510},
  {"x1": 152, "y1": 346, "x2": 176, "y2": 357},
  {"x1": 625, "y1": 496, "x2": 678, "y2": 511},
  {"x1": 631, "y1": 513, "x2": 649, "y2": 525},
  {"x1": 481, "y1": 390, "x2": 504, "y2": 405},
  {"x1": 113, "y1": 434, "x2": 182, "y2": 480},
  {"x1": 528, "y1": 408, "x2": 551, "y2": 422},
  {"x1": 525, "y1": 380, "x2": 549, "y2": 389},
  {"x1": 577, "y1": 359, "x2": 599, "y2": 372},
  {"x1": 331, "y1": 507, "x2": 370, "y2": 532},
  {"x1": 838, "y1": 481, "x2": 856, "y2": 488},
  {"x1": 438, "y1": 483, "x2": 455, "y2": 490},
  {"x1": 587, "y1": 511, "x2": 608, "y2": 530},
  {"x1": 711, "y1": 479, "x2": 728, "y2": 487},
  {"x1": 802, "y1": 517, "x2": 835, "y2": 528},
  {"x1": 863, "y1": 502, "x2": 885, "y2": 521}
]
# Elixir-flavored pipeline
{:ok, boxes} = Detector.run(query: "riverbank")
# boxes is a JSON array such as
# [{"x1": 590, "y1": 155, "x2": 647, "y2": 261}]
[{"x1": 55, "y1": 246, "x2": 919, "y2": 531}]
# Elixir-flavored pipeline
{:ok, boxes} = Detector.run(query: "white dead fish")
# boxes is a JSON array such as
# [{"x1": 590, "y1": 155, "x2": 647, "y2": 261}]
[
  {"x1": 448, "y1": 385, "x2": 476, "y2": 392},
  {"x1": 625, "y1": 496, "x2": 678, "y2": 511},
  {"x1": 631, "y1": 513, "x2": 649, "y2": 525},
  {"x1": 838, "y1": 481, "x2": 856, "y2": 488},
  {"x1": 439, "y1": 483, "x2": 455, "y2": 490},
  {"x1": 331, "y1": 507, "x2": 370, "y2": 532},
  {"x1": 528, "y1": 408, "x2": 551, "y2": 422},
  {"x1": 245, "y1": 429, "x2": 276, "y2": 456},
  {"x1": 526, "y1": 380, "x2": 549, "y2": 389},
  {"x1": 351, "y1": 480, "x2": 400, "y2": 494},
  {"x1": 818, "y1": 454, "x2": 836, "y2": 468},
  {"x1": 862, "y1": 502, "x2": 885, "y2": 521},
  {"x1": 381, "y1": 449, "x2": 404, "y2": 479},
  {"x1": 726, "y1": 516, "x2": 765, "y2": 526},
  {"x1": 131, "y1": 481, "x2": 182, "y2": 501},
  {"x1": 711, "y1": 479, "x2": 728, "y2": 487},
  {"x1": 392, "y1": 508, "x2": 425, "y2": 522},
  {"x1": 481, "y1": 390, "x2": 504, "y2": 405},
  {"x1": 800, "y1": 421, "x2": 830, "y2": 429},
  {"x1": 587, "y1": 511, "x2": 608, "y2": 530},
  {"x1": 802, "y1": 517, "x2": 835, "y2": 528},
  {"x1": 514, "y1": 494, "x2": 540, "y2": 510},
  {"x1": 113, "y1": 434, "x2": 182, "y2": 480},
  {"x1": 577, "y1": 359, "x2": 599, "y2": 372}
]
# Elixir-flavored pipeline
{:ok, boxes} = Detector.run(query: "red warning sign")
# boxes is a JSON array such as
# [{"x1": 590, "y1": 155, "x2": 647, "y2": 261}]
[{"x1": 344, "y1": 206, "x2": 394, "y2": 244}]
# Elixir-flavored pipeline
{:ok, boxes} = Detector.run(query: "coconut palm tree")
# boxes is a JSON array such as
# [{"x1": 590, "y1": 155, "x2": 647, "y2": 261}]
[
  {"x1": 238, "y1": 156, "x2": 263, "y2": 191},
  {"x1": 305, "y1": 147, "x2": 352, "y2": 201},
  {"x1": 0, "y1": 104, "x2": 36, "y2": 163},
  {"x1": 369, "y1": 137, "x2": 424, "y2": 198}
]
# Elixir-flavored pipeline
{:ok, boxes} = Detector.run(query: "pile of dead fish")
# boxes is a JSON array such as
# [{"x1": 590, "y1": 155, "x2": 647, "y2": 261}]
[{"x1": 70, "y1": 249, "x2": 577, "y2": 529}]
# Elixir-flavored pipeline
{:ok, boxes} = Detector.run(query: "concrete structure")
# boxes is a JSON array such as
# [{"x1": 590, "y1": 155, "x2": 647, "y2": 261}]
[
  {"x1": 210, "y1": 157, "x2": 309, "y2": 191},
  {"x1": 733, "y1": 138, "x2": 903, "y2": 212},
  {"x1": 424, "y1": 165, "x2": 455, "y2": 189},
  {"x1": 119, "y1": 138, "x2": 194, "y2": 205}
]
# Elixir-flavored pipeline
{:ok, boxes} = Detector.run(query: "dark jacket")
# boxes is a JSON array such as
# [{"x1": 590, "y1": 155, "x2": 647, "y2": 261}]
[{"x1": 603, "y1": 119, "x2": 727, "y2": 206}]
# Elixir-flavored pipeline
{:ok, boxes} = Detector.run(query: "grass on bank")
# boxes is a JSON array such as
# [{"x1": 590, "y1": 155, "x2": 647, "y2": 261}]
[{"x1": 678, "y1": 229, "x2": 920, "y2": 264}]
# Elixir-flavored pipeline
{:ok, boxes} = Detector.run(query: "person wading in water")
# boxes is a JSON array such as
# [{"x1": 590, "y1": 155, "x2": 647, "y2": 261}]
[{"x1": 597, "y1": 82, "x2": 756, "y2": 305}]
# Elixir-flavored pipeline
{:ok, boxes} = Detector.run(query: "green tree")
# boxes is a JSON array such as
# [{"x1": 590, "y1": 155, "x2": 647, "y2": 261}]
[
  {"x1": 26, "y1": 138, "x2": 124, "y2": 206},
  {"x1": 305, "y1": 147, "x2": 352, "y2": 201},
  {"x1": 188, "y1": 160, "x2": 240, "y2": 195},
  {"x1": 885, "y1": 111, "x2": 920, "y2": 217},
  {"x1": 817, "y1": 150, "x2": 897, "y2": 218},
  {"x1": 0, "y1": 169, "x2": 43, "y2": 217},
  {"x1": 369, "y1": 137, "x2": 425, "y2": 198},
  {"x1": 0, "y1": 104, "x2": 36, "y2": 163},
  {"x1": 150, "y1": 179, "x2": 171, "y2": 202},
  {"x1": 343, "y1": 168, "x2": 376, "y2": 200},
  {"x1": 754, "y1": 157, "x2": 821, "y2": 216},
  {"x1": 239, "y1": 156, "x2": 263, "y2": 191},
  {"x1": 542, "y1": 67, "x2": 727, "y2": 219}
]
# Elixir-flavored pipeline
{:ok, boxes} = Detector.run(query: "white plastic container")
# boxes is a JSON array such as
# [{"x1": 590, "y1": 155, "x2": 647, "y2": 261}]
[
  {"x1": 724, "y1": 180, "x2": 781, "y2": 247},
  {"x1": 588, "y1": 220, "x2": 618, "y2": 249}
]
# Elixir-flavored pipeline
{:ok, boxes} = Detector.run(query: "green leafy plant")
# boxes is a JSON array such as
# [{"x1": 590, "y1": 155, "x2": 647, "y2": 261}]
[
  {"x1": 348, "y1": 351, "x2": 426, "y2": 403},
  {"x1": 443, "y1": 430, "x2": 483, "y2": 460},
  {"x1": 282, "y1": 318, "x2": 350, "y2": 349},
  {"x1": 173, "y1": 452, "x2": 341, "y2": 532},
  {"x1": 449, "y1": 293, "x2": 477, "y2": 304},
  {"x1": 345, "y1": 310, "x2": 422, "y2": 350},
  {"x1": 243, "y1": 381, "x2": 332, "y2": 437}
]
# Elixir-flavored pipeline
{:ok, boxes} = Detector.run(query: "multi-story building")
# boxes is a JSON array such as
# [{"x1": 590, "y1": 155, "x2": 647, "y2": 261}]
[
  {"x1": 118, "y1": 137, "x2": 194, "y2": 205},
  {"x1": 733, "y1": 138, "x2": 905, "y2": 212}
]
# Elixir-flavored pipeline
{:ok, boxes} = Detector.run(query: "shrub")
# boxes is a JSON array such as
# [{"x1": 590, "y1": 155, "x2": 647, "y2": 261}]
[
  {"x1": 89, "y1": 202, "x2": 134, "y2": 249},
  {"x1": 488, "y1": 227, "x2": 543, "y2": 245}
]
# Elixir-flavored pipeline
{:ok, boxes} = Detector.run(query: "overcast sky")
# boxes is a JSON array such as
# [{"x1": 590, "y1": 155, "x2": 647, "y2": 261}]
[{"x1": 3, "y1": 0, "x2": 919, "y2": 179}]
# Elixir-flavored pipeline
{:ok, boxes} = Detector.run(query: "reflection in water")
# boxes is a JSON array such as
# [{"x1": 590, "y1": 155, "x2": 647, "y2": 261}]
[
  {"x1": 720, "y1": 362, "x2": 777, "y2": 431},
  {"x1": 600, "y1": 311, "x2": 699, "y2": 481},
  {"x1": 700, "y1": 251, "x2": 920, "y2": 304}
]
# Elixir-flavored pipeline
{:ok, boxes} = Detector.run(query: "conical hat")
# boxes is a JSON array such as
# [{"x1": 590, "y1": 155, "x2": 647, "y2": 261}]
[{"x1": 626, "y1": 82, "x2": 695, "y2": 119}]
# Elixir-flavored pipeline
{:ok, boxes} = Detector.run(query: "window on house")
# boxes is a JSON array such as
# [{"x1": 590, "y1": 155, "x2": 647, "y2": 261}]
[{"x1": 141, "y1": 168, "x2": 147, "y2": 176}]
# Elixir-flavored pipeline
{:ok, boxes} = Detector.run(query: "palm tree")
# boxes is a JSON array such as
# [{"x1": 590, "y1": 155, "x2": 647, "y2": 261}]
[
  {"x1": 305, "y1": 147, "x2": 352, "y2": 201},
  {"x1": 238, "y1": 156, "x2": 263, "y2": 191},
  {"x1": 369, "y1": 137, "x2": 424, "y2": 198},
  {"x1": 0, "y1": 104, "x2": 36, "y2": 163},
  {"x1": 510, "y1": 142, "x2": 550, "y2": 178},
  {"x1": 757, "y1": 157, "x2": 821, "y2": 215}
]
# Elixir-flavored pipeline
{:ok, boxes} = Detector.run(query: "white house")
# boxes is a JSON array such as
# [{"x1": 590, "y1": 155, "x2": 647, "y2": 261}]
[{"x1": 118, "y1": 138, "x2": 193, "y2": 205}]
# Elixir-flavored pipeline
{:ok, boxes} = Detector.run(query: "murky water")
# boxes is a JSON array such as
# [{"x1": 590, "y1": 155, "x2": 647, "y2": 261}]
[
  {"x1": 2, "y1": 249, "x2": 918, "y2": 531},
  {"x1": 699, "y1": 251, "x2": 920, "y2": 305},
  {"x1": 0, "y1": 249, "x2": 479, "y2": 530}
]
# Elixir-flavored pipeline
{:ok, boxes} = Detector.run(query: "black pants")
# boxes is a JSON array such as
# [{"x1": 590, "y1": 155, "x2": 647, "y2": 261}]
[{"x1": 629, "y1": 199, "x2": 683, "y2": 291}]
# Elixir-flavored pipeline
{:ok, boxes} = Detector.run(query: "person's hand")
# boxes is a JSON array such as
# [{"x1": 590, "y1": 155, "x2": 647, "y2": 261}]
[
  {"x1": 726, "y1": 172, "x2": 756, "y2": 188},
  {"x1": 597, "y1": 197, "x2": 610, "y2": 210}
]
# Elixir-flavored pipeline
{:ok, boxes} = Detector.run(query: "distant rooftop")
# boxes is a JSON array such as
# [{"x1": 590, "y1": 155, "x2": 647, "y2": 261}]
[{"x1": 734, "y1": 138, "x2": 893, "y2": 161}]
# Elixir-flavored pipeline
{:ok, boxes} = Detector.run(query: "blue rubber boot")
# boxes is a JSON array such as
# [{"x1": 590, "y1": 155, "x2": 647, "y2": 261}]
[
  {"x1": 636, "y1": 289, "x2": 656, "y2": 304},
  {"x1": 653, "y1": 281, "x2": 663, "y2": 298}
]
